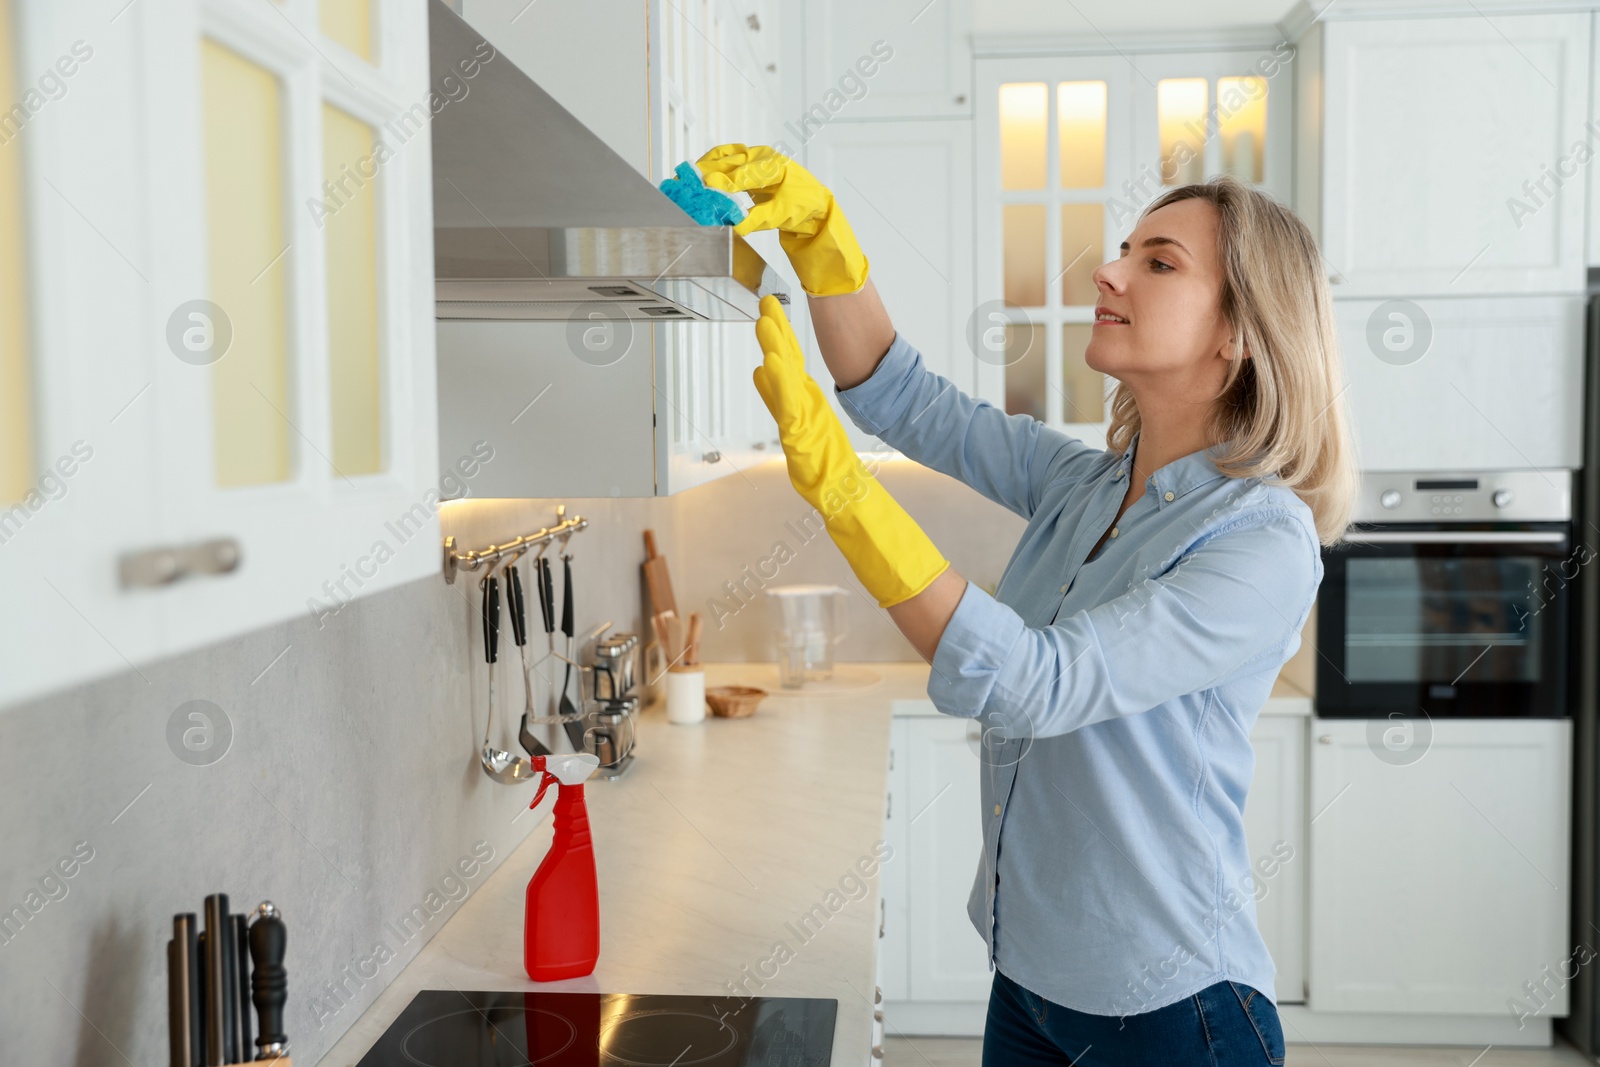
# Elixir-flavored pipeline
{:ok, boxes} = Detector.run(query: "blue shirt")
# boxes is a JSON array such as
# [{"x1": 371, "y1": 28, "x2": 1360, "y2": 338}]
[{"x1": 836, "y1": 332, "x2": 1322, "y2": 1016}]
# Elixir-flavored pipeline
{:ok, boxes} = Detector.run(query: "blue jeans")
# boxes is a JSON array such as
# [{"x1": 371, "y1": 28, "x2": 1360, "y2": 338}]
[{"x1": 982, "y1": 968, "x2": 1286, "y2": 1066}]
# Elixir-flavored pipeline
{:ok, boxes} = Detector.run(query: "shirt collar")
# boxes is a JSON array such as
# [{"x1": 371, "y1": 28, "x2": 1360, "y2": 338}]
[{"x1": 1113, "y1": 429, "x2": 1232, "y2": 508}]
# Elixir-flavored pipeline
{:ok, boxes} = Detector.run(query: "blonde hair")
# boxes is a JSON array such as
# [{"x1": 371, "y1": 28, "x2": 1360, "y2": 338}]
[{"x1": 1104, "y1": 176, "x2": 1358, "y2": 546}]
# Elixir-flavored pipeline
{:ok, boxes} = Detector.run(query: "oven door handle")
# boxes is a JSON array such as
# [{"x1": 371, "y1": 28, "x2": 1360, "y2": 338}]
[{"x1": 1342, "y1": 530, "x2": 1568, "y2": 544}]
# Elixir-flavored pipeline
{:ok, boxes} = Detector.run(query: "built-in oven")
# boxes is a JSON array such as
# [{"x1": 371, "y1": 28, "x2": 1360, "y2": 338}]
[{"x1": 1315, "y1": 470, "x2": 1577, "y2": 719}]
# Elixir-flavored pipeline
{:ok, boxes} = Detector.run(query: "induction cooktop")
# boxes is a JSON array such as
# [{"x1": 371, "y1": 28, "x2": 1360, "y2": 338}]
[{"x1": 354, "y1": 989, "x2": 839, "y2": 1067}]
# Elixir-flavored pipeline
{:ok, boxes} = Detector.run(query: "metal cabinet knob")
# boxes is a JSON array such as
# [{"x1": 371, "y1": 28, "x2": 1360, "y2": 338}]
[
  {"x1": 874, "y1": 1010, "x2": 884, "y2": 1023},
  {"x1": 703, "y1": 450, "x2": 722, "y2": 464},
  {"x1": 871, "y1": 1046, "x2": 884, "y2": 1060},
  {"x1": 874, "y1": 985, "x2": 882, "y2": 1005},
  {"x1": 1318, "y1": 734, "x2": 1334, "y2": 745}
]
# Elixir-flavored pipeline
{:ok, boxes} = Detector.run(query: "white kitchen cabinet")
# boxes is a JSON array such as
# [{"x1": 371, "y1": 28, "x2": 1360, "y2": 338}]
[
  {"x1": 973, "y1": 46, "x2": 1291, "y2": 431},
  {"x1": 1307, "y1": 717, "x2": 1572, "y2": 1015},
  {"x1": 1300, "y1": 13, "x2": 1590, "y2": 296},
  {"x1": 881, "y1": 717, "x2": 911, "y2": 1002},
  {"x1": 2, "y1": 0, "x2": 441, "y2": 711},
  {"x1": 803, "y1": 118, "x2": 974, "y2": 450},
  {"x1": 449, "y1": 0, "x2": 790, "y2": 498},
  {"x1": 882, "y1": 704, "x2": 1309, "y2": 1032},
  {"x1": 905, "y1": 716, "x2": 991, "y2": 1003},
  {"x1": 795, "y1": 0, "x2": 972, "y2": 120},
  {"x1": 1241, "y1": 714, "x2": 1308, "y2": 1004},
  {"x1": 1334, "y1": 294, "x2": 1584, "y2": 472}
]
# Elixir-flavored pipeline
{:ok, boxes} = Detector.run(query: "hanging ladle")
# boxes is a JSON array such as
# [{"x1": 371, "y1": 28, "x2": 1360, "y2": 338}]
[{"x1": 479, "y1": 553, "x2": 540, "y2": 783}]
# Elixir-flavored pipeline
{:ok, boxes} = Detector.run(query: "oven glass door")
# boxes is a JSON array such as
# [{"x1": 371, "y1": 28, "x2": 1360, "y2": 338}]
[{"x1": 1316, "y1": 522, "x2": 1575, "y2": 718}]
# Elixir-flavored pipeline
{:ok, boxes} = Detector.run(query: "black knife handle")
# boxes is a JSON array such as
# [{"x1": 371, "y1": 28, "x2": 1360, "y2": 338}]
[
  {"x1": 249, "y1": 906, "x2": 288, "y2": 1056},
  {"x1": 203, "y1": 894, "x2": 229, "y2": 1067},
  {"x1": 233, "y1": 914, "x2": 252, "y2": 1058},
  {"x1": 560, "y1": 557, "x2": 574, "y2": 639},
  {"x1": 506, "y1": 565, "x2": 527, "y2": 648},
  {"x1": 539, "y1": 558, "x2": 555, "y2": 634},
  {"x1": 481, "y1": 575, "x2": 500, "y2": 665}
]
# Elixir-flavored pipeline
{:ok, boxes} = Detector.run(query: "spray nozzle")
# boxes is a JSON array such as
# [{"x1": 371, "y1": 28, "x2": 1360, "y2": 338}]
[{"x1": 529, "y1": 752, "x2": 600, "y2": 809}]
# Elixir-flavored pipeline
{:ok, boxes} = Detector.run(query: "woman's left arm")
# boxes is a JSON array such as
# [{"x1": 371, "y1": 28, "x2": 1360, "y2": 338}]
[{"x1": 906, "y1": 511, "x2": 1321, "y2": 739}]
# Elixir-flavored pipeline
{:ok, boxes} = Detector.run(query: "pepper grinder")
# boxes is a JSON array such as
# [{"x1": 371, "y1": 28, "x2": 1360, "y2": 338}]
[{"x1": 248, "y1": 902, "x2": 290, "y2": 1063}]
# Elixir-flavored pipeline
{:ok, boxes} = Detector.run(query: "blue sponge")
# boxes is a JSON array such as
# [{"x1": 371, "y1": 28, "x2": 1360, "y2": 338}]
[{"x1": 658, "y1": 162, "x2": 746, "y2": 227}]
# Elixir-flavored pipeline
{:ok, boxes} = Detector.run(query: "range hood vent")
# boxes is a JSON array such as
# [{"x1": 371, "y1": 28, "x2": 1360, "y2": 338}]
[{"x1": 428, "y1": 1, "x2": 788, "y2": 322}]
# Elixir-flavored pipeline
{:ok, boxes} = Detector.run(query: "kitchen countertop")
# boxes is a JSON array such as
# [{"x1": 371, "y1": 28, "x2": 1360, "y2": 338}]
[
  {"x1": 318, "y1": 661, "x2": 1311, "y2": 1065},
  {"x1": 320, "y1": 663, "x2": 933, "y2": 1066}
]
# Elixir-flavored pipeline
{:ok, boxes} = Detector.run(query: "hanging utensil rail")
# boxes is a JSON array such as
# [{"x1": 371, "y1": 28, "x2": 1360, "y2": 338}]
[{"x1": 442, "y1": 507, "x2": 589, "y2": 584}]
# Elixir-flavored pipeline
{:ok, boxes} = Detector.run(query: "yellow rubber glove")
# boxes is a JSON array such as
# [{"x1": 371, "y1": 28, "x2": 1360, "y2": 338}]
[
  {"x1": 696, "y1": 144, "x2": 870, "y2": 298},
  {"x1": 751, "y1": 295, "x2": 949, "y2": 607}
]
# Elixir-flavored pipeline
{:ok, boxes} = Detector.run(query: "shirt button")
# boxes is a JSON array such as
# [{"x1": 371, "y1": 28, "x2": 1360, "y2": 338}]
[
  {"x1": 1110, "y1": 528, "x2": 1118, "y2": 538},
  {"x1": 993, "y1": 804, "x2": 1002, "y2": 816},
  {"x1": 1060, "y1": 583, "x2": 1069, "y2": 593},
  {"x1": 1164, "y1": 491, "x2": 1175, "y2": 501}
]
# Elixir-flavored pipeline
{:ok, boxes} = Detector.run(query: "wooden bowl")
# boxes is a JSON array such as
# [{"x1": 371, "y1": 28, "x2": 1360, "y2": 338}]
[{"x1": 706, "y1": 685, "x2": 766, "y2": 719}]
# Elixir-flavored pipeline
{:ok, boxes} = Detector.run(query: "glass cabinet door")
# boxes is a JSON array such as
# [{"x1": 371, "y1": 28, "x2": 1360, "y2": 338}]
[
  {"x1": 977, "y1": 48, "x2": 1291, "y2": 434},
  {"x1": 979, "y1": 56, "x2": 1129, "y2": 432}
]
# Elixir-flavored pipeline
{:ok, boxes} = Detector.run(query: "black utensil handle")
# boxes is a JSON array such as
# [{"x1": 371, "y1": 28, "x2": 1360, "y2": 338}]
[
  {"x1": 506, "y1": 565, "x2": 527, "y2": 648},
  {"x1": 233, "y1": 914, "x2": 252, "y2": 1059},
  {"x1": 167, "y1": 939, "x2": 185, "y2": 1067},
  {"x1": 540, "y1": 558, "x2": 555, "y2": 634},
  {"x1": 481, "y1": 575, "x2": 500, "y2": 665},
  {"x1": 177, "y1": 913, "x2": 200, "y2": 1067},
  {"x1": 203, "y1": 894, "x2": 229, "y2": 1067},
  {"x1": 249, "y1": 910, "x2": 288, "y2": 1055},
  {"x1": 221, "y1": 905, "x2": 238, "y2": 1063},
  {"x1": 560, "y1": 557, "x2": 574, "y2": 638}
]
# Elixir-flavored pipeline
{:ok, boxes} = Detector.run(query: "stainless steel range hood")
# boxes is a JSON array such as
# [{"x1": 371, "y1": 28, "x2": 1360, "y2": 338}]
[{"x1": 428, "y1": 1, "x2": 788, "y2": 322}]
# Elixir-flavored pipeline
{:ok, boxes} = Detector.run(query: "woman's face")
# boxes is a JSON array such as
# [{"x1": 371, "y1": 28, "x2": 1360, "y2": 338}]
[{"x1": 1084, "y1": 198, "x2": 1236, "y2": 383}]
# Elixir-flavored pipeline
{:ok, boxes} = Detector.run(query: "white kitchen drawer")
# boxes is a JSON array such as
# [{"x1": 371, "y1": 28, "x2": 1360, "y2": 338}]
[{"x1": 1335, "y1": 294, "x2": 1583, "y2": 472}]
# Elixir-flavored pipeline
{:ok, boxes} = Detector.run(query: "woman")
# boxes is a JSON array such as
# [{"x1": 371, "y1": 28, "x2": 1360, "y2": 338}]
[{"x1": 698, "y1": 144, "x2": 1358, "y2": 1066}]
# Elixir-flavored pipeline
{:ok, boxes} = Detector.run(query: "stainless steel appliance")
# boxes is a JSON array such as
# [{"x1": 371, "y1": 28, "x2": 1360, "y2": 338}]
[
  {"x1": 586, "y1": 630, "x2": 640, "y2": 781},
  {"x1": 353, "y1": 989, "x2": 837, "y2": 1066},
  {"x1": 427, "y1": 2, "x2": 788, "y2": 322},
  {"x1": 1316, "y1": 469, "x2": 1575, "y2": 719}
]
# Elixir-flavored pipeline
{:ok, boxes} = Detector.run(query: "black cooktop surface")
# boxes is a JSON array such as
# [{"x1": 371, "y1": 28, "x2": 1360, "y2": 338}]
[{"x1": 355, "y1": 989, "x2": 838, "y2": 1067}]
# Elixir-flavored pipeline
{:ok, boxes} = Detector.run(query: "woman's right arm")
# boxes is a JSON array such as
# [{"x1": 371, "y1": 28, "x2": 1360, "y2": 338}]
[
  {"x1": 806, "y1": 278, "x2": 897, "y2": 388},
  {"x1": 809, "y1": 281, "x2": 1098, "y2": 519}
]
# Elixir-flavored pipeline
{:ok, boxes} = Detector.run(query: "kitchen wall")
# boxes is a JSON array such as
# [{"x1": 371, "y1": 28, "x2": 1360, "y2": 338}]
[{"x1": 0, "y1": 454, "x2": 1314, "y2": 1064}]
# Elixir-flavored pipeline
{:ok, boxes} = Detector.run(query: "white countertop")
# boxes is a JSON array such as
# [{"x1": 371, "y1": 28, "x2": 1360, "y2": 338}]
[
  {"x1": 320, "y1": 663, "x2": 933, "y2": 1066},
  {"x1": 317, "y1": 661, "x2": 1310, "y2": 1065}
]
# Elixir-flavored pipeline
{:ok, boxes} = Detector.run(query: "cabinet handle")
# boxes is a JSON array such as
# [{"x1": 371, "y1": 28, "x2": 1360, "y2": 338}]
[
  {"x1": 703, "y1": 450, "x2": 722, "y2": 464},
  {"x1": 875, "y1": 985, "x2": 882, "y2": 1005},
  {"x1": 1318, "y1": 734, "x2": 1334, "y2": 745},
  {"x1": 872, "y1": 1045, "x2": 885, "y2": 1059},
  {"x1": 878, "y1": 898, "x2": 885, "y2": 938},
  {"x1": 885, "y1": 793, "x2": 891, "y2": 819},
  {"x1": 746, "y1": 13, "x2": 760, "y2": 31},
  {"x1": 954, "y1": 94, "x2": 967, "y2": 105},
  {"x1": 119, "y1": 538, "x2": 241, "y2": 589},
  {"x1": 874, "y1": 1010, "x2": 884, "y2": 1023}
]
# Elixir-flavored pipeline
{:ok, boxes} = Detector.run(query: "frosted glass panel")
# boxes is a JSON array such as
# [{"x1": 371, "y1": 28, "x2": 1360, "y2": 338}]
[
  {"x1": 1157, "y1": 78, "x2": 1207, "y2": 186},
  {"x1": 1002, "y1": 204, "x2": 1045, "y2": 308},
  {"x1": 1059, "y1": 203, "x2": 1102, "y2": 307},
  {"x1": 1062, "y1": 323, "x2": 1104, "y2": 423},
  {"x1": 0, "y1": 0, "x2": 31, "y2": 505},
  {"x1": 1003, "y1": 323, "x2": 1046, "y2": 421},
  {"x1": 1057, "y1": 82, "x2": 1106, "y2": 189},
  {"x1": 321, "y1": 0, "x2": 374, "y2": 62},
  {"x1": 323, "y1": 103, "x2": 383, "y2": 476},
  {"x1": 1217, "y1": 76, "x2": 1267, "y2": 184},
  {"x1": 202, "y1": 39, "x2": 292, "y2": 488},
  {"x1": 999, "y1": 82, "x2": 1046, "y2": 190}
]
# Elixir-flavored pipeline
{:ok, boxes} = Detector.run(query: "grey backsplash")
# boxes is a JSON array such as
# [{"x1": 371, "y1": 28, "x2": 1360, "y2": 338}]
[{"x1": 0, "y1": 457, "x2": 1023, "y2": 1065}]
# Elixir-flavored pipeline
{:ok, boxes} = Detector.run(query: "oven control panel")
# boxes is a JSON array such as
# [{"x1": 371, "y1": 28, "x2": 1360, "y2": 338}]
[{"x1": 1354, "y1": 469, "x2": 1570, "y2": 524}]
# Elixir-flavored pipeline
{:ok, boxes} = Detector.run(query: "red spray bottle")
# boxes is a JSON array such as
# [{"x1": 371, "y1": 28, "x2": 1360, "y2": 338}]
[{"x1": 524, "y1": 752, "x2": 601, "y2": 981}]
